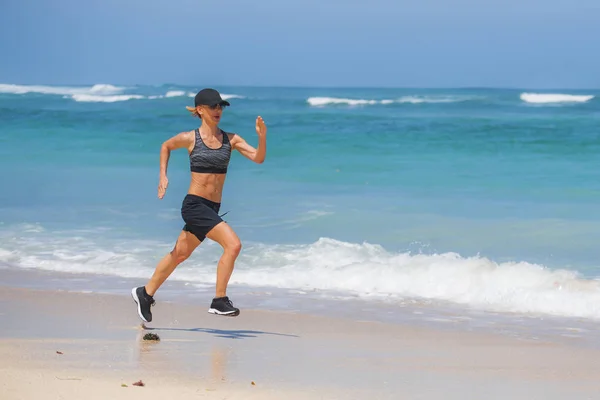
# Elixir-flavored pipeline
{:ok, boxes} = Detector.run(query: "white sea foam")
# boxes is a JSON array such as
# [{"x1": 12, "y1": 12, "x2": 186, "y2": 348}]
[
  {"x1": 0, "y1": 83, "x2": 125, "y2": 96},
  {"x1": 186, "y1": 93, "x2": 244, "y2": 100},
  {"x1": 0, "y1": 83, "x2": 145, "y2": 103},
  {"x1": 222, "y1": 94, "x2": 244, "y2": 100},
  {"x1": 165, "y1": 90, "x2": 186, "y2": 97},
  {"x1": 396, "y1": 96, "x2": 466, "y2": 104},
  {"x1": 307, "y1": 97, "x2": 383, "y2": 106},
  {"x1": 307, "y1": 95, "x2": 475, "y2": 106},
  {"x1": 3, "y1": 228, "x2": 600, "y2": 321},
  {"x1": 0, "y1": 83, "x2": 248, "y2": 103},
  {"x1": 71, "y1": 94, "x2": 145, "y2": 103},
  {"x1": 520, "y1": 93, "x2": 594, "y2": 104},
  {"x1": 69, "y1": 91, "x2": 245, "y2": 103}
]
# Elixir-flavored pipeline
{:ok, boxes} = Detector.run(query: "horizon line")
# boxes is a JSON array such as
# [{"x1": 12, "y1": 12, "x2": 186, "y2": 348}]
[{"x1": 1, "y1": 81, "x2": 599, "y2": 92}]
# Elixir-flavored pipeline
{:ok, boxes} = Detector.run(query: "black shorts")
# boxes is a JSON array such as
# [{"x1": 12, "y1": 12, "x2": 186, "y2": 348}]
[{"x1": 181, "y1": 194, "x2": 223, "y2": 241}]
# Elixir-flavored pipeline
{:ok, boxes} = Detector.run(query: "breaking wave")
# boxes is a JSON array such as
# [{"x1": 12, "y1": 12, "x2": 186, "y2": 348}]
[
  {"x1": 307, "y1": 95, "x2": 477, "y2": 107},
  {"x1": 3, "y1": 226, "x2": 600, "y2": 321},
  {"x1": 0, "y1": 83, "x2": 244, "y2": 103},
  {"x1": 520, "y1": 93, "x2": 594, "y2": 104}
]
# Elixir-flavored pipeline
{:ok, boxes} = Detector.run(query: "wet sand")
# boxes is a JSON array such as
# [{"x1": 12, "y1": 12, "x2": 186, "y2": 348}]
[{"x1": 1, "y1": 286, "x2": 600, "y2": 399}]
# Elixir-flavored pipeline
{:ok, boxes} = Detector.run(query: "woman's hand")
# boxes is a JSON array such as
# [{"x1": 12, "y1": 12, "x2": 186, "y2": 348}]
[
  {"x1": 255, "y1": 116, "x2": 267, "y2": 138},
  {"x1": 158, "y1": 175, "x2": 169, "y2": 199}
]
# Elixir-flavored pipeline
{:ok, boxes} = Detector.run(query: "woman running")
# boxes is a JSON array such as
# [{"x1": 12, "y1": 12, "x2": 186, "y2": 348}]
[{"x1": 131, "y1": 88, "x2": 267, "y2": 322}]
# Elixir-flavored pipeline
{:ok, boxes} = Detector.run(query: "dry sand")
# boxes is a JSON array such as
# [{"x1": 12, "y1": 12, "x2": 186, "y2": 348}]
[{"x1": 1, "y1": 286, "x2": 600, "y2": 399}]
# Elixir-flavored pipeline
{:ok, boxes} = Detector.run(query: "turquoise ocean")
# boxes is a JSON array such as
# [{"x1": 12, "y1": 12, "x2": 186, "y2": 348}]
[{"x1": 1, "y1": 83, "x2": 600, "y2": 338}]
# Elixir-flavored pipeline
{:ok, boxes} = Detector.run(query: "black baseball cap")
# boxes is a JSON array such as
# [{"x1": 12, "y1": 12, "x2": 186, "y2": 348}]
[{"x1": 193, "y1": 88, "x2": 230, "y2": 107}]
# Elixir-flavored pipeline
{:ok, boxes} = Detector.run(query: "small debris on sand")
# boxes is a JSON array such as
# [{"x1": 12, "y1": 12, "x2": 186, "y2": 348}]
[{"x1": 143, "y1": 333, "x2": 160, "y2": 341}]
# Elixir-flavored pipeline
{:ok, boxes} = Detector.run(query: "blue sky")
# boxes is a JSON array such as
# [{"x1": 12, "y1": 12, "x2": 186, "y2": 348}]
[{"x1": 1, "y1": 0, "x2": 599, "y2": 88}]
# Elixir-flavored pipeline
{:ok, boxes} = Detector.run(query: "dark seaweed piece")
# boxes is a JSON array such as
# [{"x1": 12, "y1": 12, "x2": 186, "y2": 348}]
[{"x1": 143, "y1": 333, "x2": 160, "y2": 341}]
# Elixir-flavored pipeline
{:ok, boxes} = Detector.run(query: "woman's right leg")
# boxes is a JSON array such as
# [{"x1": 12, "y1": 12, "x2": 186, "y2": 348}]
[
  {"x1": 205, "y1": 221, "x2": 242, "y2": 316},
  {"x1": 205, "y1": 222, "x2": 242, "y2": 299},
  {"x1": 145, "y1": 230, "x2": 201, "y2": 296},
  {"x1": 131, "y1": 230, "x2": 200, "y2": 323}
]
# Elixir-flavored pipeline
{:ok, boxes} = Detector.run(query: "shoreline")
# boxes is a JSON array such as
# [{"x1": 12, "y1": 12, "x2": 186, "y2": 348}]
[
  {"x1": 3, "y1": 285, "x2": 600, "y2": 399},
  {"x1": 2, "y1": 266, "x2": 600, "y2": 350}
]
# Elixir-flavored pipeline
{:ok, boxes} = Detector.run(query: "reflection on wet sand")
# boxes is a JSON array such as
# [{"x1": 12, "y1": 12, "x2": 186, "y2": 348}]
[{"x1": 130, "y1": 323, "x2": 234, "y2": 387}]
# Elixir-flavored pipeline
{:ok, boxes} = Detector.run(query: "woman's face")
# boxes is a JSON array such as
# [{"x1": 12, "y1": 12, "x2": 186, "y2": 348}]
[{"x1": 198, "y1": 103, "x2": 226, "y2": 124}]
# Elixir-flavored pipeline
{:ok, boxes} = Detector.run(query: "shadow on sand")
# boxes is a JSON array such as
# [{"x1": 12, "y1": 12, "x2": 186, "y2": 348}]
[{"x1": 142, "y1": 324, "x2": 298, "y2": 340}]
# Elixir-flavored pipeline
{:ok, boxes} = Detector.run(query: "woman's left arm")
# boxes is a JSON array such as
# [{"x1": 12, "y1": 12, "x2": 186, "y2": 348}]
[{"x1": 230, "y1": 116, "x2": 267, "y2": 164}]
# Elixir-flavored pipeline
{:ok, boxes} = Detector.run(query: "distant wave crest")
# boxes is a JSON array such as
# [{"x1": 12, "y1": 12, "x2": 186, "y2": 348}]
[
  {"x1": 71, "y1": 94, "x2": 145, "y2": 103},
  {"x1": 165, "y1": 90, "x2": 186, "y2": 98},
  {"x1": 0, "y1": 83, "x2": 124, "y2": 96},
  {"x1": 520, "y1": 92, "x2": 594, "y2": 104},
  {"x1": 0, "y1": 83, "x2": 244, "y2": 103},
  {"x1": 187, "y1": 93, "x2": 245, "y2": 100},
  {"x1": 68, "y1": 91, "x2": 245, "y2": 103},
  {"x1": 307, "y1": 95, "x2": 476, "y2": 107}
]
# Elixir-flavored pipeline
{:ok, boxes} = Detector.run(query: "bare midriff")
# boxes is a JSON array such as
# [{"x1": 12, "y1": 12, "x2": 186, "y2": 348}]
[{"x1": 187, "y1": 172, "x2": 228, "y2": 203}]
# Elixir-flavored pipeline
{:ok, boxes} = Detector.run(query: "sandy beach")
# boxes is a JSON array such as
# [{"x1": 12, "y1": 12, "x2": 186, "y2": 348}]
[
  {"x1": 2, "y1": 283, "x2": 600, "y2": 400},
  {"x1": 3, "y1": 0, "x2": 600, "y2": 397}
]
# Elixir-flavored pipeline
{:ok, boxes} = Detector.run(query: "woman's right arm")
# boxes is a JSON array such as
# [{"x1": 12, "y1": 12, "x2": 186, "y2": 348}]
[{"x1": 158, "y1": 131, "x2": 194, "y2": 199}]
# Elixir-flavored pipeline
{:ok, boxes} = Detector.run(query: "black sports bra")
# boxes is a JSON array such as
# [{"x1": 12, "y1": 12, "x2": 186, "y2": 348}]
[{"x1": 189, "y1": 129, "x2": 232, "y2": 174}]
